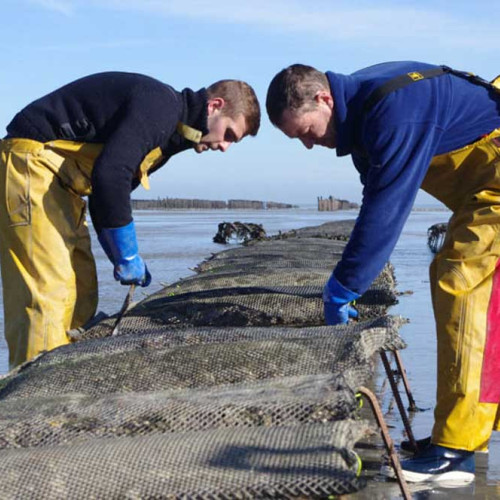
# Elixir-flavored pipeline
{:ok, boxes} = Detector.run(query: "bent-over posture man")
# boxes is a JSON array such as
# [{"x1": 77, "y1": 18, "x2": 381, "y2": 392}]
[
  {"x1": 0, "y1": 72, "x2": 260, "y2": 368},
  {"x1": 266, "y1": 61, "x2": 500, "y2": 484}
]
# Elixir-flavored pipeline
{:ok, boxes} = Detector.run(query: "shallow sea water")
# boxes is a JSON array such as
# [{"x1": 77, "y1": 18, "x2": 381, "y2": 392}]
[{"x1": 0, "y1": 207, "x2": 498, "y2": 498}]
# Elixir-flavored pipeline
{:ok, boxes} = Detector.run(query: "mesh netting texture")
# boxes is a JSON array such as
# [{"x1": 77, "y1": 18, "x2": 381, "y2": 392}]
[
  {"x1": 78, "y1": 236, "x2": 397, "y2": 339},
  {"x1": 0, "y1": 220, "x2": 406, "y2": 499},
  {"x1": 13, "y1": 316, "x2": 406, "y2": 370},
  {"x1": 0, "y1": 320, "x2": 403, "y2": 498},
  {"x1": 271, "y1": 219, "x2": 357, "y2": 240},
  {"x1": 0, "y1": 318, "x2": 405, "y2": 401},
  {"x1": 0, "y1": 421, "x2": 368, "y2": 499},
  {"x1": 0, "y1": 375, "x2": 357, "y2": 450},
  {"x1": 0, "y1": 319, "x2": 406, "y2": 452}
]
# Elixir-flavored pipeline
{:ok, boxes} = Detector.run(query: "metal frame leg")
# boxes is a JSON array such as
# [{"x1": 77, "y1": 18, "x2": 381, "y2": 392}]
[
  {"x1": 358, "y1": 386, "x2": 412, "y2": 500},
  {"x1": 379, "y1": 350, "x2": 418, "y2": 452},
  {"x1": 392, "y1": 350, "x2": 418, "y2": 412}
]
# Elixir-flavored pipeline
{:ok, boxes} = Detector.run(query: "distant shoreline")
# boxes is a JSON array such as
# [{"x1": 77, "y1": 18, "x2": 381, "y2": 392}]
[
  {"x1": 411, "y1": 206, "x2": 451, "y2": 212},
  {"x1": 131, "y1": 198, "x2": 450, "y2": 213},
  {"x1": 131, "y1": 198, "x2": 299, "y2": 210}
]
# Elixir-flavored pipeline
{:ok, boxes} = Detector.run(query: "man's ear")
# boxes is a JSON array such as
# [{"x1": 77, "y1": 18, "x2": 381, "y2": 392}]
[
  {"x1": 314, "y1": 90, "x2": 334, "y2": 110},
  {"x1": 207, "y1": 97, "x2": 226, "y2": 116}
]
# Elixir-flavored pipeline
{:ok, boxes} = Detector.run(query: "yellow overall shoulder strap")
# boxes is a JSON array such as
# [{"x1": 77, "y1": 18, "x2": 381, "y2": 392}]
[
  {"x1": 491, "y1": 75, "x2": 500, "y2": 91},
  {"x1": 136, "y1": 123, "x2": 203, "y2": 190},
  {"x1": 176, "y1": 122, "x2": 202, "y2": 143}
]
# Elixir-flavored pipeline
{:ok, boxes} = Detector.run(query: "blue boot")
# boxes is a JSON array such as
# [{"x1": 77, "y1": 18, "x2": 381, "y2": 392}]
[
  {"x1": 382, "y1": 444, "x2": 475, "y2": 484},
  {"x1": 400, "y1": 435, "x2": 489, "y2": 465},
  {"x1": 400, "y1": 436, "x2": 431, "y2": 454}
]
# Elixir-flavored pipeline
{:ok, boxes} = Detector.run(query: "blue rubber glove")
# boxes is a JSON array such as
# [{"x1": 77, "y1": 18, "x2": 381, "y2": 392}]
[
  {"x1": 98, "y1": 221, "x2": 151, "y2": 287},
  {"x1": 322, "y1": 273, "x2": 360, "y2": 325}
]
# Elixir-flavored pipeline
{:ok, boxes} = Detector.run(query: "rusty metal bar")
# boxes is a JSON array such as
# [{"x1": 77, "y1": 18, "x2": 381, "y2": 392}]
[
  {"x1": 392, "y1": 350, "x2": 418, "y2": 412},
  {"x1": 379, "y1": 350, "x2": 418, "y2": 452},
  {"x1": 358, "y1": 386, "x2": 412, "y2": 500}
]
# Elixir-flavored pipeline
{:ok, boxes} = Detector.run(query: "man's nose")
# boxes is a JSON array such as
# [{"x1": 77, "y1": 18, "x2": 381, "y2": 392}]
[
  {"x1": 300, "y1": 138, "x2": 314, "y2": 150},
  {"x1": 219, "y1": 142, "x2": 231, "y2": 152}
]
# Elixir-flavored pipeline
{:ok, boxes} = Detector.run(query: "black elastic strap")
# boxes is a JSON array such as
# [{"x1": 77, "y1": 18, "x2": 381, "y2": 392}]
[
  {"x1": 364, "y1": 65, "x2": 500, "y2": 114},
  {"x1": 363, "y1": 67, "x2": 447, "y2": 113},
  {"x1": 442, "y1": 65, "x2": 498, "y2": 92}
]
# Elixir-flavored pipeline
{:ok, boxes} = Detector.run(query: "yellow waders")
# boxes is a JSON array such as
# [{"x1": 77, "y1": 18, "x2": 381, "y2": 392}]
[
  {"x1": 422, "y1": 128, "x2": 500, "y2": 451},
  {"x1": 0, "y1": 122, "x2": 193, "y2": 368},
  {"x1": 0, "y1": 139, "x2": 103, "y2": 368}
]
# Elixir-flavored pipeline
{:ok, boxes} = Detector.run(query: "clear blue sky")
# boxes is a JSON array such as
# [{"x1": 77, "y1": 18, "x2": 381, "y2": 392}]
[{"x1": 1, "y1": 0, "x2": 499, "y2": 205}]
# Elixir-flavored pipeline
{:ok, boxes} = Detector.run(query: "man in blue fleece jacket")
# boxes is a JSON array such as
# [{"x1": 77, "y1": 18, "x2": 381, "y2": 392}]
[
  {"x1": 0, "y1": 73, "x2": 260, "y2": 368},
  {"x1": 266, "y1": 61, "x2": 500, "y2": 484}
]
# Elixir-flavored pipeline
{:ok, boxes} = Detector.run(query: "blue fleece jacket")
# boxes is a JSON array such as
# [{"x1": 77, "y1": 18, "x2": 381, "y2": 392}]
[{"x1": 328, "y1": 61, "x2": 500, "y2": 294}]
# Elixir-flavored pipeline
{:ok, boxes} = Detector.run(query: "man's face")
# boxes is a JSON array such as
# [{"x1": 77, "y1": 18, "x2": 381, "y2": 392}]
[
  {"x1": 195, "y1": 99, "x2": 247, "y2": 153},
  {"x1": 278, "y1": 91, "x2": 336, "y2": 149}
]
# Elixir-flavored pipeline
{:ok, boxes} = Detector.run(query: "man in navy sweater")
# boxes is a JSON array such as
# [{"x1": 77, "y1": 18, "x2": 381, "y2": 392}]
[
  {"x1": 0, "y1": 72, "x2": 260, "y2": 368},
  {"x1": 266, "y1": 61, "x2": 500, "y2": 484}
]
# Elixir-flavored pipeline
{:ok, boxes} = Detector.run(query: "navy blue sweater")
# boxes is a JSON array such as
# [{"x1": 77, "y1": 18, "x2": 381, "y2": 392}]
[
  {"x1": 328, "y1": 61, "x2": 500, "y2": 294},
  {"x1": 5, "y1": 72, "x2": 208, "y2": 231}
]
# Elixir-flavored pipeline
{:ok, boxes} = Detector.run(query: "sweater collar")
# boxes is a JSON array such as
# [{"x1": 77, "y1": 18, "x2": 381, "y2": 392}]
[
  {"x1": 179, "y1": 87, "x2": 209, "y2": 139},
  {"x1": 326, "y1": 71, "x2": 363, "y2": 157}
]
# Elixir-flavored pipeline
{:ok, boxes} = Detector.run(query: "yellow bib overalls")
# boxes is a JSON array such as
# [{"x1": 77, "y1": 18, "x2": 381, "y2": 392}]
[
  {"x1": 423, "y1": 127, "x2": 500, "y2": 451},
  {"x1": 0, "y1": 128, "x2": 190, "y2": 368},
  {"x1": 0, "y1": 139, "x2": 101, "y2": 368}
]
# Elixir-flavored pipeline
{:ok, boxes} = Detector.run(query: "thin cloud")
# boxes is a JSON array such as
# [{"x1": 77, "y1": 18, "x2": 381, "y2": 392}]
[
  {"x1": 27, "y1": 0, "x2": 74, "y2": 16},
  {"x1": 100, "y1": 0, "x2": 495, "y2": 48},
  {"x1": 32, "y1": 39, "x2": 154, "y2": 52},
  {"x1": 25, "y1": 0, "x2": 497, "y2": 49}
]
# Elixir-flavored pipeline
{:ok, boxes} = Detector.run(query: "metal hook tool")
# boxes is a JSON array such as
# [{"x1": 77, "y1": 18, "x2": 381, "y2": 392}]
[{"x1": 111, "y1": 284, "x2": 136, "y2": 336}]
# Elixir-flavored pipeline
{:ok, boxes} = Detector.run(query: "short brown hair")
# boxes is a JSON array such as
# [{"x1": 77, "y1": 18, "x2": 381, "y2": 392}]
[
  {"x1": 206, "y1": 80, "x2": 261, "y2": 136},
  {"x1": 266, "y1": 64, "x2": 329, "y2": 127}
]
